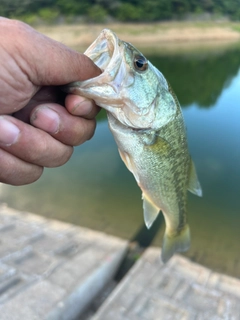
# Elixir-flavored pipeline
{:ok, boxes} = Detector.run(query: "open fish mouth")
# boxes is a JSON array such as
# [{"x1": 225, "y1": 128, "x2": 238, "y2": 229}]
[
  {"x1": 84, "y1": 29, "x2": 119, "y2": 71},
  {"x1": 63, "y1": 29, "x2": 126, "y2": 100},
  {"x1": 67, "y1": 29, "x2": 123, "y2": 92}
]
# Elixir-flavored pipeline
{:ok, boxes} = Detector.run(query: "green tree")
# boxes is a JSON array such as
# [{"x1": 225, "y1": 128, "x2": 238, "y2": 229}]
[
  {"x1": 38, "y1": 7, "x2": 59, "y2": 23},
  {"x1": 171, "y1": 0, "x2": 190, "y2": 15},
  {"x1": 116, "y1": 3, "x2": 143, "y2": 21},
  {"x1": 199, "y1": 0, "x2": 215, "y2": 12},
  {"x1": 0, "y1": 0, "x2": 32, "y2": 16},
  {"x1": 87, "y1": 4, "x2": 108, "y2": 22},
  {"x1": 141, "y1": 0, "x2": 172, "y2": 21},
  {"x1": 221, "y1": 0, "x2": 240, "y2": 19},
  {"x1": 55, "y1": 0, "x2": 92, "y2": 15},
  {"x1": 1, "y1": 0, "x2": 240, "y2": 22}
]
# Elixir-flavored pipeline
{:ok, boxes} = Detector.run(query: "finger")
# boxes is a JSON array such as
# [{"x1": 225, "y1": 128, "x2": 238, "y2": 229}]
[
  {"x1": 30, "y1": 103, "x2": 97, "y2": 146},
  {"x1": 5, "y1": 20, "x2": 102, "y2": 85},
  {"x1": 13, "y1": 87, "x2": 61, "y2": 123},
  {"x1": 0, "y1": 115, "x2": 73, "y2": 167},
  {"x1": 0, "y1": 148, "x2": 43, "y2": 186},
  {"x1": 65, "y1": 94, "x2": 101, "y2": 119}
]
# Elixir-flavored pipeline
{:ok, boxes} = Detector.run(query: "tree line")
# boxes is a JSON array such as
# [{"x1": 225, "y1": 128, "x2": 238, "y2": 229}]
[{"x1": 1, "y1": 0, "x2": 240, "y2": 24}]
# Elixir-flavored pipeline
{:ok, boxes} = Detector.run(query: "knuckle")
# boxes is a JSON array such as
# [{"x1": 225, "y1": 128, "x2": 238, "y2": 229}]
[
  {"x1": 46, "y1": 146, "x2": 73, "y2": 168},
  {"x1": 58, "y1": 146, "x2": 73, "y2": 165},
  {"x1": 0, "y1": 149, "x2": 44, "y2": 185},
  {"x1": 13, "y1": 166, "x2": 43, "y2": 186},
  {"x1": 14, "y1": 128, "x2": 73, "y2": 168},
  {"x1": 73, "y1": 119, "x2": 96, "y2": 146},
  {"x1": 85, "y1": 120, "x2": 97, "y2": 141}
]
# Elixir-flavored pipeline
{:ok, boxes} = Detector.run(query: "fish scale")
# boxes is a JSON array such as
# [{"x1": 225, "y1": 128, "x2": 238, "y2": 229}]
[{"x1": 64, "y1": 29, "x2": 202, "y2": 263}]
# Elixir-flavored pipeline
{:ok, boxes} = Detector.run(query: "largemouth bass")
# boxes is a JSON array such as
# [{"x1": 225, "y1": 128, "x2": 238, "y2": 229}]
[{"x1": 65, "y1": 29, "x2": 202, "y2": 263}]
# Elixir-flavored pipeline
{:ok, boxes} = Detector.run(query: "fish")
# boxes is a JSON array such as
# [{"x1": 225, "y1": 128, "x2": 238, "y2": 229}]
[{"x1": 64, "y1": 29, "x2": 202, "y2": 263}]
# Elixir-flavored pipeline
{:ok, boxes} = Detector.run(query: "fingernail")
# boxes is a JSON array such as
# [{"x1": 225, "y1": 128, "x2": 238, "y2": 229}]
[
  {"x1": 31, "y1": 107, "x2": 60, "y2": 134},
  {"x1": 0, "y1": 117, "x2": 20, "y2": 146}
]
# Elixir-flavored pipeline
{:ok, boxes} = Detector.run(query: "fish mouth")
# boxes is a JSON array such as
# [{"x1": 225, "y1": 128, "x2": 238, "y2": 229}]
[
  {"x1": 84, "y1": 29, "x2": 119, "y2": 71},
  {"x1": 65, "y1": 29, "x2": 135, "y2": 126},
  {"x1": 66, "y1": 29, "x2": 123, "y2": 93}
]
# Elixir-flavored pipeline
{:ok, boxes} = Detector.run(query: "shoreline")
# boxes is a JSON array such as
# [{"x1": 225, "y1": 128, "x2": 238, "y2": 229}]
[{"x1": 37, "y1": 21, "x2": 240, "y2": 52}]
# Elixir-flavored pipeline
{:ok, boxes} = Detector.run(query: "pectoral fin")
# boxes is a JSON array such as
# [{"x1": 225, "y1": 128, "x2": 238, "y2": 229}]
[
  {"x1": 118, "y1": 149, "x2": 140, "y2": 184},
  {"x1": 118, "y1": 150, "x2": 160, "y2": 229},
  {"x1": 142, "y1": 194, "x2": 160, "y2": 229},
  {"x1": 188, "y1": 160, "x2": 202, "y2": 197}
]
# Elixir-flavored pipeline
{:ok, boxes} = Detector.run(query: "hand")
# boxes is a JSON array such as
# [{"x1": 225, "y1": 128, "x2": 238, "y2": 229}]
[{"x1": 0, "y1": 18, "x2": 101, "y2": 186}]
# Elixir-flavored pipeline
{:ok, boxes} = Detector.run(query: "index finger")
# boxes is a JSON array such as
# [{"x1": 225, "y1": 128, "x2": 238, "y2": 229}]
[{"x1": 65, "y1": 94, "x2": 101, "y2": 119}]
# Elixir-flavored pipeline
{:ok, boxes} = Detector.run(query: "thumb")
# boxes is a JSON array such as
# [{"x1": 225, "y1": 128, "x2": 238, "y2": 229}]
[
  {"x1": 32, "y1": 44, "x2": 102, "y2": 86},
  {"x1": 11, "y1": 19, "x2": 101, "y2": 86}
]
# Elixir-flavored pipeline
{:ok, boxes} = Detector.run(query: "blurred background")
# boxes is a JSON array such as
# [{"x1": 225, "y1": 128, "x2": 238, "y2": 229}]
[
  {"x1": 0, "y1": 0, "x2": 240, "y2": 278},
  {"x1": 1, "y1": 0, "x2": 240, "y2": 24}
]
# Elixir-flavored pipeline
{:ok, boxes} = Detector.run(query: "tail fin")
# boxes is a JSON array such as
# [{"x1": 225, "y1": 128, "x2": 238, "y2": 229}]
[{"x1": 161, "y1": 225, "x2": 190, "y2": 263}]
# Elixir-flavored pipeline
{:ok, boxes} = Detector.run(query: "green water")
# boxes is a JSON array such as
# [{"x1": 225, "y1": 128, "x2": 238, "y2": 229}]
[{"x1": 1, "y1": 42, "x2": 240, "y2": 277}]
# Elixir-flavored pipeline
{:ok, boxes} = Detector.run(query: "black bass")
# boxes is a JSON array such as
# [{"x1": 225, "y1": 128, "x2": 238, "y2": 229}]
[{"x1": 65, "y1": 29, "x2": 202, "y2": 262}]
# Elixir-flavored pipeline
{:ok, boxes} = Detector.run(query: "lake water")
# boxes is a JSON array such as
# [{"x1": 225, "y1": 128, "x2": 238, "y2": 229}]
[{"x1": 1, "y1": 41, "x2": 240, "y2": 277}]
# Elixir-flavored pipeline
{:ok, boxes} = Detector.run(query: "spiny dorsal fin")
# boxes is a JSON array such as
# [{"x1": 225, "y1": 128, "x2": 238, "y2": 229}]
[
  {"x1": 142, "y1": 193, "x2": 160, "y2": 229},
  {"x1": 188, "y1": 160, "x2": 202, "y2": 197}
]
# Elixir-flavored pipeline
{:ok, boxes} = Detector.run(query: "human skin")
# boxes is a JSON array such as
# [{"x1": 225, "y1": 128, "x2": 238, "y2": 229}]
[{"x1": 0, "y1": 18, "x2": 101, "y2": 185}]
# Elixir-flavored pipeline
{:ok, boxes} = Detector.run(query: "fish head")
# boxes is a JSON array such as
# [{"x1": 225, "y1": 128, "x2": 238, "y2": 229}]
[{"x1": 66, "y1": 29, "x2": 177, "y2": 129}]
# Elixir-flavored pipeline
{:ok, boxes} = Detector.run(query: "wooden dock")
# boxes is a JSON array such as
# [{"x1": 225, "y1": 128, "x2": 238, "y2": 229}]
[
  {"x1": 93, "y1": 248, "x2": 240, "y2": 320},
  {"x1": 0, "y1": 204, "x2": 127, "y2": 320},
  {"x1": 1, "y1": 203, "x2": 240, "y2": 320}
]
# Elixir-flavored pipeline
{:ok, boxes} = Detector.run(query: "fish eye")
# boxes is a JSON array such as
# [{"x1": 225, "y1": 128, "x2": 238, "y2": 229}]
[{"x1": 133, "y1": 54, "x2": 148, "y2": 72}]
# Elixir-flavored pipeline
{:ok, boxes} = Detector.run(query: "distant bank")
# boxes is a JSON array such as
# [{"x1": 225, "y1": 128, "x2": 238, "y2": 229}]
[{"x1": 37, "y1": 21, "x2": 240, "y2": 52}]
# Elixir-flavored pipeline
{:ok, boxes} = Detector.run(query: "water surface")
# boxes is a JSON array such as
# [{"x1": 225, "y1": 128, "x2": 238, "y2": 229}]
[{"x1": 1, "y1": 42, "x2": 240, "y2": 277}]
